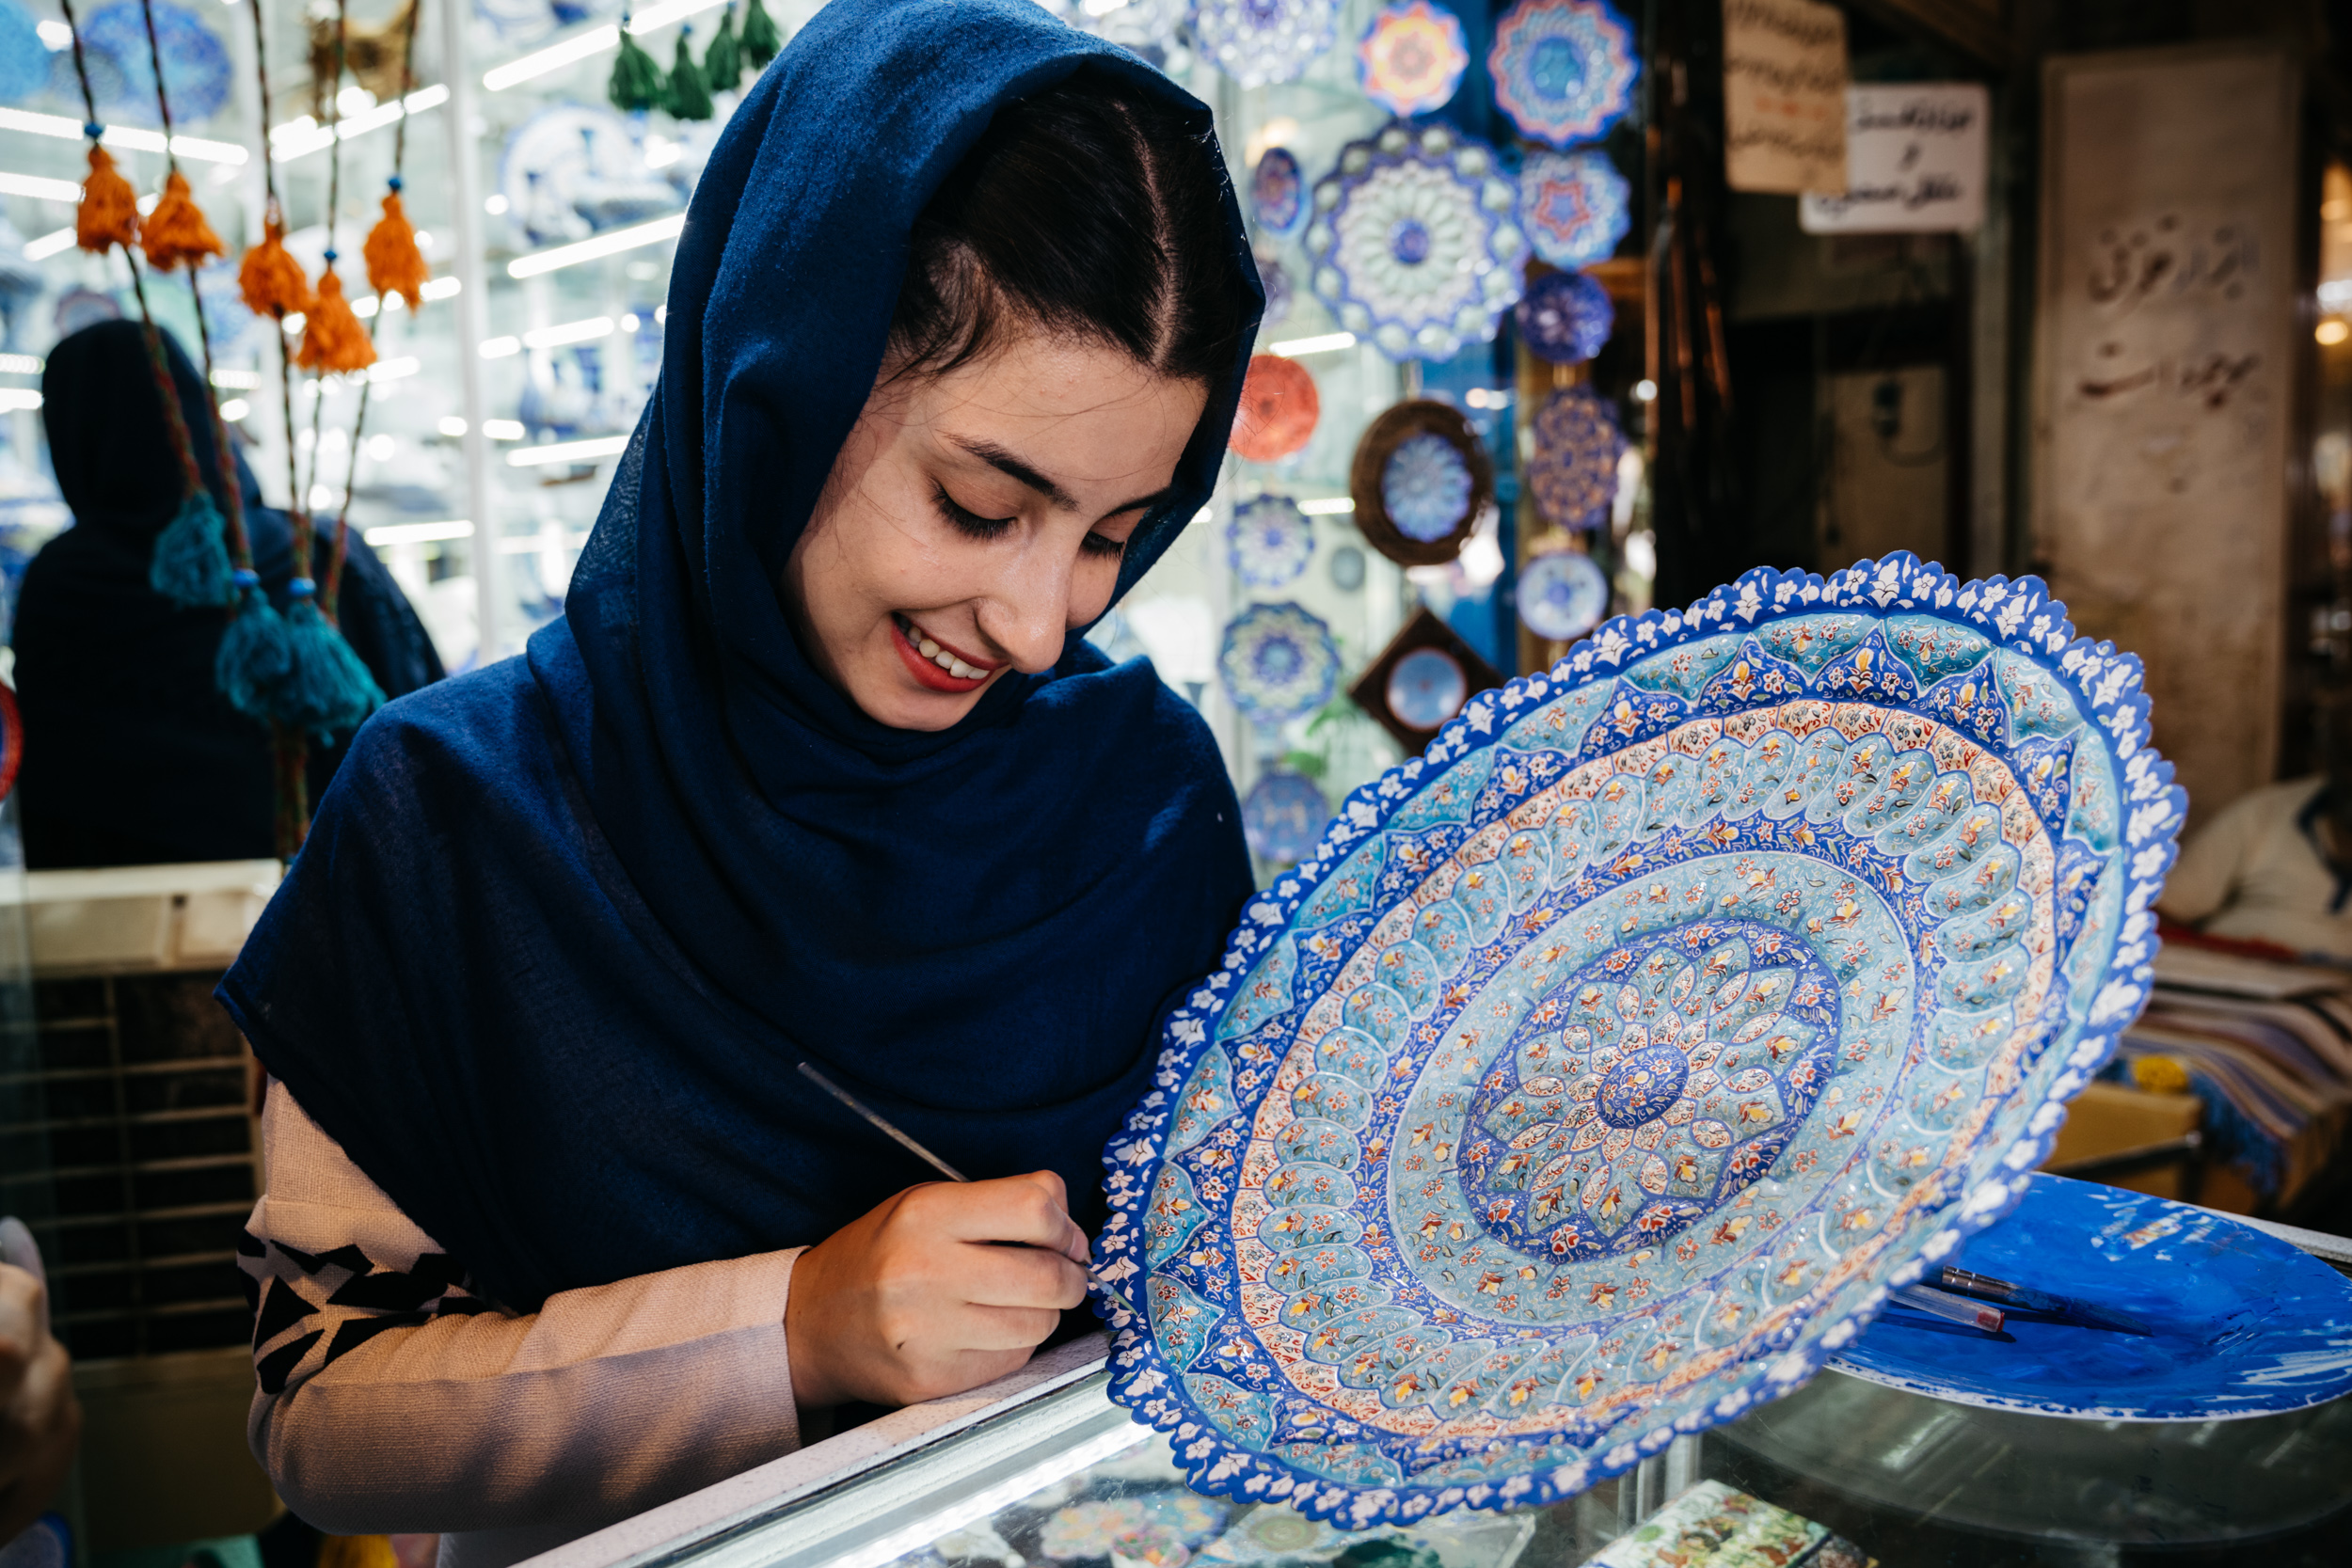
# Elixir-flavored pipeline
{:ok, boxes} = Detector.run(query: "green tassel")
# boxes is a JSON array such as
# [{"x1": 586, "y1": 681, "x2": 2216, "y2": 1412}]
[
  {"x1": 215, "y1": 579, "x2": 294, "y2": 721},
  {"x1": 701, "y1": 5, "x2": 741, "y2": 92},
  {"x1": 272, "y1": 587, "x2": 385, "y2": 742},
  {"x1": 665, "y1": 28, "x2": 713, "y2": 120},
  {"x1": 148, "y1": 490, "x2": 236, "y2": 609},
  {"x1": 609, "y1": 23, "x2": 667, "y2": 114},
  {"x1": 740, "y1": 0, "x2": 782, "y2": 68}
]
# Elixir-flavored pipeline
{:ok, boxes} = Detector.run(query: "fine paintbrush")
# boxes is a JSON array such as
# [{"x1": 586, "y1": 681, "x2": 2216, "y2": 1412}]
[
  {"x1": 796, "y1": 1060, "x2": 1103, "y2": 1286},
  {"x1": 1936, "y1": 1265, "x2": 2154, "y2": 1336},
  {"x1": 1892, "y1": 1282, "x2": 2005, "y2": 1333}
]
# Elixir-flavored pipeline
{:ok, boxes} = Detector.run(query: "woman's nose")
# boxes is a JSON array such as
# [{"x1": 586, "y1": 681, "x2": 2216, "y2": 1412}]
[{"x1": 975, "y1": 552, "x2": 1074, "y2": 673}]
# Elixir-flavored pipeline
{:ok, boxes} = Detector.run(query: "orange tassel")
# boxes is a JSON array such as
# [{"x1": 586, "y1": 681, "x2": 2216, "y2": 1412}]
[
  {"x1": 76, "y1": 146, "x2": 140, "y2": 254},
  {"x1": 238, "y1": 217, "x2": 316, "y2": 318},
  {"x1": 363, "y1": 190, "x2": 428, "y2": 312},
  {"x1": 140, "y1": 170, "x2": 226, "y2": 272},
  {"x1": 295, "y1": 267, "x2": 377, "y2": 374}
]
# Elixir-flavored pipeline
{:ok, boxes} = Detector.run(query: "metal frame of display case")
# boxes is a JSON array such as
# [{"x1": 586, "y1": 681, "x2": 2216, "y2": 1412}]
[{"x1": 524, "y1": 1212, "x2": 2352, "y2": 1568}]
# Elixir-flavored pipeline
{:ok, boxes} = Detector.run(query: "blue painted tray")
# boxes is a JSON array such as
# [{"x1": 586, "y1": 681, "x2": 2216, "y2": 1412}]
[
  {"x1": 1832, "y1": 1171, "x2": 2352, "y2": 1419},
  {"x1": 1093, "y1": 554, "x2": 2187, "y2": 1525}
]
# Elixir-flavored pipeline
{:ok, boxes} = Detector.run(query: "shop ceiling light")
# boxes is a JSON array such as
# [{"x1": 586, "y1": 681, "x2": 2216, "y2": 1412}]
[
  {"x1": 479, "y1": 336, "x2": 522, "y2": 358},
  {"x1": 1298, "y1": 497, "x2": 1356, "y2": 515},
  {"x1": 482, "y1": 419, "x2": 528, "y2": 439},
  {"x1": 210, "y1": 368, "x2": 261, "y2": 389},
  {"x1": 508, "y1": 214, "x2": 685, "y2": 278},
  {"x1": 0, "y1": 107, "x2": 245, "y2": 164},
  {"x1": 0, "y1": 354, "x2": 42, "y2": 375},
  {"x1": 508, "y1": 435, "x2": 630, "y2": 467},
  {"x1": 0, "y1": 389, "x2": 42, "y2": 413},
  {"x1": 368, "y1": 356, "x2": 422, "y2": 383},
  {"x1": 270, "y1": 85, "x2": 448, "y2": 162},
  {"x1": 0, "y1": 171, "x2": 91, "y2": 204},
  {"x1": 365, "y1": 519, "x2": 475, "y2": 546},
  {"x1": 23, "y1": 228, "x2": 73, "y2": 261},
  {"x1": 481, "y1": 0, "x2": 725, "y2": 91},
  {"x1": 1267, "y1": 331, "x2": 1357, "y2": 356},
  {"x1": 522, "y1": 316, "x2": 615, "y2": 349}
]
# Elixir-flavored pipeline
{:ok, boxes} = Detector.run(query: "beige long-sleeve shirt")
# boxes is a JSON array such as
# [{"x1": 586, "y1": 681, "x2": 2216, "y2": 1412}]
[
  {"x1": 2159, "y1": 775, "x2": 2352, "y2": 961},
  {"x1": 240, "y1": 1080, "x2": 807, "y2": 1568}
]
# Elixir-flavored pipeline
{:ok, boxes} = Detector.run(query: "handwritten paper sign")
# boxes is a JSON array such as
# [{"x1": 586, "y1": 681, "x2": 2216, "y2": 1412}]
[
  {"x1": 1723, "y1": 0, "x2": 1848, "y2": 195},
  {"x1": 1800, "y1": 84, "x2": 1988, "y2": 233}
]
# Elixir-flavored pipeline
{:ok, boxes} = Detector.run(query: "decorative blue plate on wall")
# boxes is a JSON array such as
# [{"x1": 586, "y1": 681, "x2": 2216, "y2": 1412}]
[
  {"x1": 1094, "y1": 554, "x2": 2186, "y2": 1525},
  {"x1": 1195, "y1": 0, "x2": 1340, "y2": 87},
  {"x1": 1253, "y1": 148, "x2": 1308, "y2": 236},
  {"x1": 1520, "y1": 150, "x2": 1631, "y2": 271},
  {"x1": 1518, "y1": 549, "x2": 1609, "y2": 641},
  {"x1": 1832, "y1": 1171, "x2": 2352, "y2": 1420},
  {"x1": 82, "y1": 0, "x2": 231, "y2": 123},
  {"x1": 1231, "y1": 495, "x2": 1316, "y2": 590},
  {"x1": 1487, "y1": 0, "x2": 1639, "y2": 150},
  {"x1": 1247, "y1": 772, "x2": 1334, "y2": 867},
  {"x1": 1220, "y1": 601, "x2": 1341, "y2": 727},
  {"x1": 1516, "y1": 271, "x2": 1614, "y2": 366},
  {"x1": 1527, "y1": 387, "x2": 1624, "y2": 531},
  {"x1": 1305, "y1": 123, "x2": 1528, "y2": 364}
]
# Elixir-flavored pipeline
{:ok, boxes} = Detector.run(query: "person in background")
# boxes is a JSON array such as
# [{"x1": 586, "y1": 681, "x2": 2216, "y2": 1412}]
[
  {"x1": 0, "y1": 1232, "x2": 76, "y2": 1546},
  {"x1": 2161, "y1": 691, "x2": 2352, "y2": 963},
  {"x1": 10, "y1": 321, "x2": 443, "y2": 869}
]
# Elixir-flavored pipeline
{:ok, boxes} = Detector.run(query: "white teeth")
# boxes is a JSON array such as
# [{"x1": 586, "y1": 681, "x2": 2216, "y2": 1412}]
[
  {"x1": 934, "y1": 649, "x2": 955, "y2": 670},
  {"x1": 950, "y1": 658, "x2": 976, "y2": 679},
  {"x1": 901, "y1": 615, "x2": 985, "y2": 681},
  {"x1": 918, "y1": 638, "x2": 940, "y2": 658}
]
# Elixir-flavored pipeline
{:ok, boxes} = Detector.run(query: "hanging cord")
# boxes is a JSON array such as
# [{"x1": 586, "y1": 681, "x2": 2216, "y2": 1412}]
[
  {"x1": 297, "y1": 0, "x2": 349, "y2": 515},
  {"x1": 325, "y1": 0, "x2": 426, "y2": 622},
  {"x1": 237, "y1": 0, "x2": 312, "y2": 575}
]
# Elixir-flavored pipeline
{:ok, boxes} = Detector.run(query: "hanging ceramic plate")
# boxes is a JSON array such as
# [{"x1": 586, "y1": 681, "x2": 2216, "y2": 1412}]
[
  {"x1": 1516, "y1": 271, "x2": 1614, "y2": 365},
  {"x1": 1196, "y1": 0, "x2": 1340, "y2": 88},
  {"x1": 1231, "y1": 496, "x2": 1317, "y2": 590},
  {"x1": 1351, "y1": 401, "x2": 1493, "y2": 567},
  {"x1": 1246, "y1": 772, "x2": 1334, "y2": 866},
  {"x1": 1527, "y1": 387, "x2": 1623, "y2": 531},
  {"x1": 1220, "y1": 602, "x2": 1341, "y2": 726},
  {"x1": 1831, "y1": 1172, "x2": 2352, "y2": 1419},
  {"x1": 1305, "y1": 123, "x2": 1528, "y2": 364},
  {"x1": 1356, "y1": 0, "x2": 1469, "y2": 119},
  {"x1": 1487, "y1": 0, "x2": 1640, "y2": 150},
  {"x1": 501, "y1": 105, "x2": 684, "y2": 248},
  {"x1": 1232, "y1": 355, "x2": 1322, "y2": 465},
  {"x1": 82, "y1": 0, "x2": 231, "y2": 123},
  {"x1": 1386, "y1": 646, "x2": 1468, "y2": 732},
  {"x1": 0, "y1": 0, "x2": 48, "y2": 104},
  {"x1": 1254, "y1": 148, "x2": 1308, "y2": 236},
  {"x1": 1517, "y1": 549, "x2": 1610, "y2": 641},
  {"x1": 1520, "y1": 150, "x2": 1632, "y2": 271},
  {"x1": 1095, "y1": 552, "x2": 2186, "y2": 1523}
]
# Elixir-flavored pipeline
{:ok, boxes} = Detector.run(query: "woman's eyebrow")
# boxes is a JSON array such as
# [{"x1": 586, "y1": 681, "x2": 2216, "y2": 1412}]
[{"x1": 951, "y1": 437, "x2": 1170, "y2": 518}]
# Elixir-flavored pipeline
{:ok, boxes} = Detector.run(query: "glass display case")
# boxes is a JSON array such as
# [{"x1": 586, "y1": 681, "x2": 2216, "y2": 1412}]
[{"x1": 529, "y1": 1214, "x2": 2352, "y2": 1568}]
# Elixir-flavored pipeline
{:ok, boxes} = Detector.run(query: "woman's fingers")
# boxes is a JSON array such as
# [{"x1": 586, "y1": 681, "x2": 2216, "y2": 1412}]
[
  {"x1": 929, "y1": 1172, "x2": 1090, "y2": 1263},
  {"x1": 953, "y1": 1242, "x2": 1088, "y2": 1313}
]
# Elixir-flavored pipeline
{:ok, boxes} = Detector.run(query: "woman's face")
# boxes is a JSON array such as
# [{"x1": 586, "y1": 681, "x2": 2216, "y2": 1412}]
[{"x1": 787, "y1": 332, "x2": 1209, "y2": 732}]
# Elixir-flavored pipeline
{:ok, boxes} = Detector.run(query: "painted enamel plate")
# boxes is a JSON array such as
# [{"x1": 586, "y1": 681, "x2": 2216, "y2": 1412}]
[
  {"x1": 1221, "y1": 602, "x2": 1342, "y2": 726},
  {"x1": 1095, "y1": 554, "x2": 2186, "y2": 1525},
  {"x1": 1832, "y1": 1171, "x2": 2352, "y2": 1419},
  {"x1": 1487, "y1": 0, "x2": 1639, "y2": 149},
  {"x1": 1357, "y1": 0, "x2": 1470, "y2": 119}
]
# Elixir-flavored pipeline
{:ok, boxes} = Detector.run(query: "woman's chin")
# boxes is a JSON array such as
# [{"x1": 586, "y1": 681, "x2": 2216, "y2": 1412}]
[{"x1": 853, "y1": 673, "x2": 989, "y2": 731}]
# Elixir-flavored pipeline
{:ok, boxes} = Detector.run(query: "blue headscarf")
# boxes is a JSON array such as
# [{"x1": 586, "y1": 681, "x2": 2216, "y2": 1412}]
[{"x1": 219, "y1": 0, "x2": 1259, "y2": 1313}]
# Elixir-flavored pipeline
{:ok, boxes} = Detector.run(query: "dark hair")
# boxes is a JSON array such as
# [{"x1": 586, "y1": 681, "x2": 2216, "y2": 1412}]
[{"x1": 888, "y1": 69, "x2": 1253, "y2": 387}]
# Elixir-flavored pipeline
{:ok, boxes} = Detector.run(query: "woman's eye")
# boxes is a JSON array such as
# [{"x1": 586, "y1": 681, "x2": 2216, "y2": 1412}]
[
  {"x1": 1080, "y1": 531, "x2": 1128, "y2": 561},
  {"x1": 933, "y1": 484, "x2": 1013, "y2": 540}
]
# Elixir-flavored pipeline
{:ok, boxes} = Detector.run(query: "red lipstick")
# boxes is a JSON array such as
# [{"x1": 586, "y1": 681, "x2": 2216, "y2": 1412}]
[{"x1": 890, "y1": 614, "x2": 999, "y2": 694}]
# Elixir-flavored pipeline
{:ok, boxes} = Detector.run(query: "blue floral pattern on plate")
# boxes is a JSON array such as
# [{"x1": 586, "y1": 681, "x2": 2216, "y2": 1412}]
[
  {"x1": 1518, "y1": 550, "x2": 1609, "y2": 641},
  {"x1": 1306, "y1": 124, "x2": 1527, "y2": 363},
  {"x1": 1516, "y1": 271, "x2": 1614, "y2": 365},
  {"x1": 1247, "y1": 773, "x2": 1334, "y2": 866},
  {"x1": 1833, "y1": 1171, "x2": 2352, "y2": 1419},
  {"x1": 1196, "y1": 0, "x2": 1340, "y2": 87},
  {"x1": 1221, "y1": 602, "x2": 1341, "y2": 726},
  {"x1": 1527, "y1": 388, "x2": 1624, "y2": 531},
  {"x1": 1383, "y1": 435, "x2": 1475, "y2": 544},
  {"x1": 83, "y1": 0, "x2": 231, "y2": 123},
  {"x1": 1520, "y1": 150, "x2": 1631, "y2": 270},
  {"x1": 1231, "y1": 496, "x2": 1316, "y2": 590},
  {"x1": 1487, "y1": 0, "x2": 1639, "y2": 149},
  {"x1": 1387, "y1": 647, "x2": 1470, "y2": 731},
  {"x1": 1254, "y1": 148, "x2": 1307, "y2": 235},
  {"x1": 1095, "y1": 553, "x2": 2186, "y2": 1526}
]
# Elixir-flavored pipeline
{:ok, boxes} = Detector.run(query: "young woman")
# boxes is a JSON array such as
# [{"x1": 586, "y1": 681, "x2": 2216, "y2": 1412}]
[{"x1": 220, "y1": 0, "x2": 1260, "y2": 1560}]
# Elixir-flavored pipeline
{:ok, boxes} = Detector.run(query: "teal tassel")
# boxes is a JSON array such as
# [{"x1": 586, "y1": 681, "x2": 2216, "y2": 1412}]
[
  {"x1": 215, "y1": 578, "x2": 294, "y2": 721},
  {"x1": 665, "y1": 28, "x2": 713, "y2": 119},
  {"x1": 701, "y1": 6, "x2": 741, "y2": 92},
  {"x1": 272, "y1": 582, "x2": 386, "y2": 740},
  {"x1": 739, "y1": 0, "x2": 781, "y2": 67},
  {"x1": 148, "y1": 490, "x2": 236, "y2": 608},
  {"x1": 609, "y1": 22, "x2": 668, "y2": 113}
]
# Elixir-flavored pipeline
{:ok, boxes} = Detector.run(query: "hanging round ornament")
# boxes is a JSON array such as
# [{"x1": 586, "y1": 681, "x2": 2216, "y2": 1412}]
[
  {"x1": 82, "y1": 0, "x2": 231, "y2": 122},
  {"x1": 1093, "y1": 551, "x2": 2187, "y2": 1522},
  {"x1": 1195, "y1": 0, "x2": 1340, "y2": 88},
  {"x1": 1243, "y1": 771, "x2": 1332, "y2": 866},
  {"x1": 1516, "y1": 269, "x2": 1615, "y2": 364},
  {"x1": 1252, "y1": 147, "x2": 1307, "y2": 236},
  {"x1": 1229, "y1": 495, "x2": 1316, "y2": 590},
  {"x1": 1231, "y1": 353, "x2": 1321, "y2": 465},
  {"x1": 1385, "y1": 645, "x2": 1468, "y2": 732},
  {"x1": 1305, "y1": 123, "x2": 1528, "y2": 364},
  {"x1": 1517, "y1": 547, "x2": 1609, "y2": 640},
  {"x1": 1527, "y1": 385, "x2": 1624, "y2": 531},
  {"x1": 1356, "y1": 0, "x2": 1469, "y2": 119},
  {"x1": 1487, "y1": 0, "x2": 1639, "y2": 149},
  {"x1": 1520, "y1": 149, "x2": 1632, "y2": 270},
  {"x1": 1219, "y1": 602, "x2": 1340, "y2": 726},
  {"x1": 1350, "y1": 400, "x2": 1493, "y2": 566}
]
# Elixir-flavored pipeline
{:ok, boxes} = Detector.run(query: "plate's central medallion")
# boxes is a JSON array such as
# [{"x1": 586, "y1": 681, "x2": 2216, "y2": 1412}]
[{"x1": 1597, "y1": 1044, "x2": 1687, "y2": 1129}]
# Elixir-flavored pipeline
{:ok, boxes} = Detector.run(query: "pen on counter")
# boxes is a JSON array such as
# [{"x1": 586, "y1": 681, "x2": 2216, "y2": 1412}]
[
  {"x1": 1894, "y1": 1282, "x2": 2005, "y2": 1333},
  {"x1": 1937, "y1": 1265, "x2": 2153, "y2": 1336}
]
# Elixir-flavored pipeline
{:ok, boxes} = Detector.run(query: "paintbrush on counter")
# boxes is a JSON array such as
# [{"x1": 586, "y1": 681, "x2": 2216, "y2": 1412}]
[
  {"x1": 1935, "y1": 1265, "x2": 2153, "y2": 1336},
  {"x1": 1893, "y1": 1282, "x2": 2005, "y2": 1333}
]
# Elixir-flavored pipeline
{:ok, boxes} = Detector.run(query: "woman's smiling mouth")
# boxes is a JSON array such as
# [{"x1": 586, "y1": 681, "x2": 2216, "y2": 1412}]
[{"x1": 891, "y1": 612, "x2": 1003, "y2": 692}]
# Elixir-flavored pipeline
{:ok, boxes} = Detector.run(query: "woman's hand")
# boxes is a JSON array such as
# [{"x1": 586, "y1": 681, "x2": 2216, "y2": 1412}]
[
  {"x1": 0, "y1": 1263, "x2": 78, "y2": 1543},
  {"x1": 786, "y1": 1171, "x2": 1090, "y2": 1410}
]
